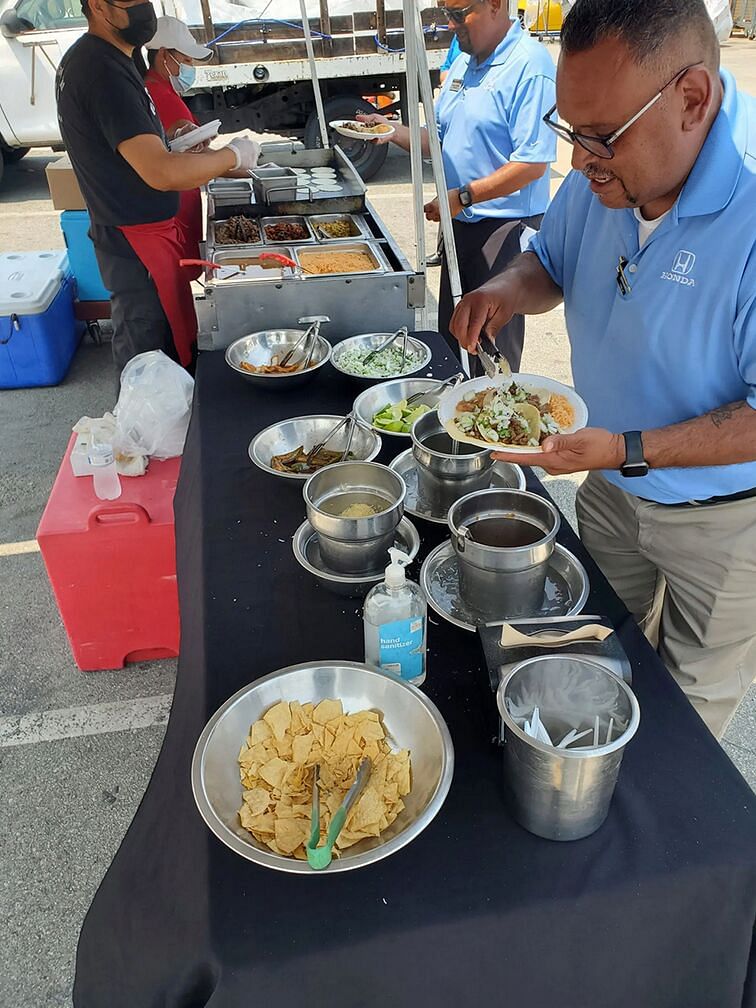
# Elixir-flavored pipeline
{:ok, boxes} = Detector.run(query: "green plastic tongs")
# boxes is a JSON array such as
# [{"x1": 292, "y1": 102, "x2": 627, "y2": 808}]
[{"x1": 306, "y1": 757, "x2": 372, "y2": 870}]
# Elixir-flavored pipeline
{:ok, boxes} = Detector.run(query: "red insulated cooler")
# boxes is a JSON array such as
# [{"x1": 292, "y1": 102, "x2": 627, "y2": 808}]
[{"x1": 37, "y1": 434, "x2": 181, "y2": 671}]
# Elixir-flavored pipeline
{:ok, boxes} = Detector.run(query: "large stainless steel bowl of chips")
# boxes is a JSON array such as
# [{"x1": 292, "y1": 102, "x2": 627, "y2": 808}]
[{"x1": 191, "y1": 661, "x2": 454, "y2": 873}]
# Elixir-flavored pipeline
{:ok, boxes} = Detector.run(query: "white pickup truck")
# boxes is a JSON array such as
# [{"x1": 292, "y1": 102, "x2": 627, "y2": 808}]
[{"x1": 0, "y1": 0, "x2": 448, "y2": 185}]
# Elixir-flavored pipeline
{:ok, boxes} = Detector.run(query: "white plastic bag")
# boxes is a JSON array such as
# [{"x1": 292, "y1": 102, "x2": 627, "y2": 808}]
[{"x1": 114, "y1": 351, "x2": 194, "y2": 460}]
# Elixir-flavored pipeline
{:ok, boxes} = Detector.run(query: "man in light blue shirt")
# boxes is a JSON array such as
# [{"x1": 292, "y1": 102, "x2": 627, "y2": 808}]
[
  {"x1": 450, "y1": 0, "x2": 756, "y2": 737},
  {"x1": 361, "y1": 0, "x2": 556, "y2": 371}
]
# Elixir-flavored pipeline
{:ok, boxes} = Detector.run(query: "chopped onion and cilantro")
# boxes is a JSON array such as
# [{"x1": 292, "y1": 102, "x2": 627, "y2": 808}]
[{"x1": 454, "y1": 384, "x2": 562, "y2": 447}]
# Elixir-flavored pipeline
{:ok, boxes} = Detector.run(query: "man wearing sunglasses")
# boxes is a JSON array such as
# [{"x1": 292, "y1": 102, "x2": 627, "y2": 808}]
[
  {"x1": 359, "y1": 0, "x2": 556, "y2": 371},
  {"x1": 450, "y1": 0, "x2": 756, "y2": 738}
]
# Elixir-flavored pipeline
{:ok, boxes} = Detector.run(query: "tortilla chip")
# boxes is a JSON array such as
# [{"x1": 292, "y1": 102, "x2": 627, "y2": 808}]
[
  {"x1": 259, "y1": 757, "x2": 288, "y2": 789},
  {"x1": 237, "y1": 698, "x2": 412, "y2": 860},
  {"x1": 242, "y1": 787, "x2": 271, "y2": 816},
  {"x1": 313, "y1": 699, "x2": 343, "y2": 725},
  {"x1": 263, "y1": 701, "x2": 291, "y2": 741}
]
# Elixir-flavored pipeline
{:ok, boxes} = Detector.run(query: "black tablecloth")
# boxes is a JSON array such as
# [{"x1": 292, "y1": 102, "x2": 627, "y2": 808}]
[{"x1": 74, "y1": 334, "x2": 756, "y2": 1008}]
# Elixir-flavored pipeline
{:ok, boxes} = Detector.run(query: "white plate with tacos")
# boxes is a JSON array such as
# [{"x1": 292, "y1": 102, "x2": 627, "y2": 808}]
[{"x1": 437, "y1": 374, "x2": 588, "y2": 453}]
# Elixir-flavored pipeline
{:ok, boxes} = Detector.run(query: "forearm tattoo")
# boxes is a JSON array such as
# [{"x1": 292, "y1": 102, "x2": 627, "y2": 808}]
[{"x1": 709, "y1": 402, "x2": 747, "y2": 429}]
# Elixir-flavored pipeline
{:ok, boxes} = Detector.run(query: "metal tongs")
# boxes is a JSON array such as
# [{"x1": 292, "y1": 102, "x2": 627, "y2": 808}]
[
  {"x1": 361, "y1": 326, "x2": 410, "y2": 369},
  {"x1": 278, "y1": 315, "x2": 330, "y2": 369},
  {"x1": 306, "y1": 758, "x2": 373, "y2": 870},
  {"x1": 305, "y1": 412, "x2": 359, "y2": 465},
  {"x1": 405, "y1": 371, "x2": 465, "y2": 408},
  {"x1": 477, "y1": 334, "x2": 512, "y2": 380}
]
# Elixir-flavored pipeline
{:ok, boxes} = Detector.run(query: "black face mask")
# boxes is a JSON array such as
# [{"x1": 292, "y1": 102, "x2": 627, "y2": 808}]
[{"x1": 103, "y1": 0, "x2": 157, "y2": 48}]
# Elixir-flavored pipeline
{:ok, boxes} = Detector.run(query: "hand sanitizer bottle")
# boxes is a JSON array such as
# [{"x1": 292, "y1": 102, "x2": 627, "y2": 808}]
[{"x1": 363, "y1": 548, "x2": 427, "y2": 686}]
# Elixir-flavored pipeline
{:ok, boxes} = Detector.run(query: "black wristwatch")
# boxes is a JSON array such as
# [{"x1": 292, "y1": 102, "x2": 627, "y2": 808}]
[
  {"x1": 458, "y1": 185, "x2": 473, "y2": 208},
  {"x1": 620, "y1": 430, "x2": 649, "y2": 477}
]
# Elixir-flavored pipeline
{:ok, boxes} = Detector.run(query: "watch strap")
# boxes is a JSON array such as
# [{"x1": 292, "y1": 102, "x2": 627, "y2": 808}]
[{"x1": 620, "y1": 430, "x2": 648, "y2": 477}]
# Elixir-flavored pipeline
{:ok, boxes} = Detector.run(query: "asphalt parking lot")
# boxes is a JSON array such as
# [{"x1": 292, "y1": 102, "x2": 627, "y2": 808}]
[{"x1": 1, "y1": 37, "x2": 755, "y2": 1007}]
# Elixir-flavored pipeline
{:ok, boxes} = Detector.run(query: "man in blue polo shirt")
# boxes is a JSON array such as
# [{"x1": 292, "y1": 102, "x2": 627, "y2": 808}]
[
  {"x1": 450, "y1": 0, "x2": 756, "y2": 738},
  {"x1": 360, "y1": 0, "x2": 556, "y2": 371}
]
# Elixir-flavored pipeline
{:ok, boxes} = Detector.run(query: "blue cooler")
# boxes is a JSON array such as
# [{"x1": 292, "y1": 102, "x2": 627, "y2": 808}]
[
  {"x1": 60, "y1": 209, "x2": 110, "y2": 302},
  {"x1": 0, "y1": 251, "x2": 80, "y2": 389}
]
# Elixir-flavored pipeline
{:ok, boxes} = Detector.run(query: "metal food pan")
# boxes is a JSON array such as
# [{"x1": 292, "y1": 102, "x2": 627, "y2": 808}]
[
  {"x1": 208, "y1": 247, "x2": 295, "y2": 283},
  {"x1": 260, "y1": 215, "x2": 315, "y2": 245},
  {"x1": 251, "y1": 166, "x2": 299, "y2": 205},
  {"x1": 309, "y1": 214, "x2": 370, "y2": 242},
  {"x1": 208, "y1": 179, "x2": 254, "y2": 197},
  {"x1": 208, "y1": 219, "x2": 262, "y2": 248},
  {"x1": 292, "y1": 241, "x2": 391, "y2": 278}
]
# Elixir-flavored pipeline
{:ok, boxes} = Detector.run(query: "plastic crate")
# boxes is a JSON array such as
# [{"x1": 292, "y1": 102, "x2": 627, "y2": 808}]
[
  {"x1": 37, "y1": 434, "x2": 181, "y2": 671},
  {"x1": 60, "y1": 209, "x2": 110, "y2": 302},
  {"x1": 0, "y1": 251, "x2": 80, "y2": 389}
]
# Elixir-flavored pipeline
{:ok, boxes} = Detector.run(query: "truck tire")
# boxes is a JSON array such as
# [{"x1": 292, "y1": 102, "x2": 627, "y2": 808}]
[
  {"x1": 4, "y1": 147, "x2": 30, "y2": 163},
  {"x1": 304, "y1": 96, "x2": 389, "y2": 182}
]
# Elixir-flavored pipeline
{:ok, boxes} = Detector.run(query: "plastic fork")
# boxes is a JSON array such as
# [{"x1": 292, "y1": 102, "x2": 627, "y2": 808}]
[{"x1": 306, "y1": 757, "x2": 373, "y2": 870}]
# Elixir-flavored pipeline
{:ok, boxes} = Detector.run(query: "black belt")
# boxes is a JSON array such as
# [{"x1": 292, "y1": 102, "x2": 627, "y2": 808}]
[{"x1": 641, "y1": 486, "x2": 756, "y2": 508}]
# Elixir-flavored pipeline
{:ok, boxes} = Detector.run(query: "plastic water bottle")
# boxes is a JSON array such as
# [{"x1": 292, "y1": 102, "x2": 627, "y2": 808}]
[
  {"x1": 88, "y1": 440, "x2": 121, "y2": 500},
  {"x1": 363, "y1": 548, "x2": 427, "y2": 686}
]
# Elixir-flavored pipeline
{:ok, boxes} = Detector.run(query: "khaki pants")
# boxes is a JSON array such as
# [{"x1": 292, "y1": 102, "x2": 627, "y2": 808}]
[{"x1": 576, "y1": 472, "x2": 756, "y2": 738}]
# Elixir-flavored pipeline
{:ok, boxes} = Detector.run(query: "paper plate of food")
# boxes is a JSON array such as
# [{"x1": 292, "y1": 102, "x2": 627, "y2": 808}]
[
  {"x1": 437, "y1": 373, "x2": 588, "y2": 453},
  {"x1": 329, "y1": 119, "x2": 396, "y2": 141}
]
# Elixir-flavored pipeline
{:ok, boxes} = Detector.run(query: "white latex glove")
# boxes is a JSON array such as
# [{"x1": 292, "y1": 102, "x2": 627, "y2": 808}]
[
  {"x1": 173, "y1": 122, "x2": 209, "y2": 153},
  {"x1": 227, "y1": 137, "x2": 261, "y2": 172}
]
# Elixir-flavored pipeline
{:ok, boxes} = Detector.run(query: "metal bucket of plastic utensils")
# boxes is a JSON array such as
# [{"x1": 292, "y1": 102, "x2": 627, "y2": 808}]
[
  {"x1": 447, "y1": 489, "x2": 560, "y2": 619},
  {"x1": 497, "y1": 655, "x2": 640, "y2": 841},
  {"x1": 411, "y1": 410, "x2": 494, "y2": 507},
  {"x1": 303, "y1": 461, "x2": 406, "y2": 574}
]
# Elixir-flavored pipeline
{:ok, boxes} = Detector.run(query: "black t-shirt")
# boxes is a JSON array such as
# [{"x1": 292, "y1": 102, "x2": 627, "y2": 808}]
[{"x1": 56, "y1": 34, "x2": 179, "y2": 227}]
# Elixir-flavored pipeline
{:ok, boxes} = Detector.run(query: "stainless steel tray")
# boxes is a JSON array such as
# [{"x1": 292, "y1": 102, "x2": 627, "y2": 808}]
[
  {"x1": 389, "y1": 449, "x2": 526, "y2": 525},
  {"x1": 420, "y1": 540, "x2": 589, "y2": 632},
  {"x1": 260, "y1": 215, "x2": 315, "y2": 245},
  {"x1": 256, "y1": 146, "x2": 366, "y2": 215},
  {"x1": 207, "y1": 210, "x2": 262, "y2": 248},
  {"x1": 292, "y1": 241, "x2": 391, "y2": 278},
  {"x1": 309, "y1": 213, "x2": 370, "y2": 242},
  {"x1": 208, "y1": 247, "x2": 295, "y2": 283}
]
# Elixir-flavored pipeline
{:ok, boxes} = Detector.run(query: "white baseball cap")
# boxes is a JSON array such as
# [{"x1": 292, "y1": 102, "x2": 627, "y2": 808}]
[{"x1": 145, "y1": 16, "x2": 213, "y2": 60}]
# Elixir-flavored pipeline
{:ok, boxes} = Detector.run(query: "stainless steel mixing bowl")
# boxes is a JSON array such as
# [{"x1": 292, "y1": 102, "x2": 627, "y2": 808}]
[
  {"x1": 352, "y1": 378, "x2": 444, "y2": 438},
  {"x1": 248, "y1": 415, "x2": 382, "y2": 482},
  {"x1": 191, "y1": 661, "x2": 455, "y2": 873},
  {"x1": 331, "y1": 333, "x2": 432, "y2": 385},
  {"x1": 225, "y1": 328, "x2": 332, "y2": 389}
]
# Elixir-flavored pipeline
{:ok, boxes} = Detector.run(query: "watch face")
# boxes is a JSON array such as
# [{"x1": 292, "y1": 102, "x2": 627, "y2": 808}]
[
  {"x1": 621, "y1": 462, "x2": 649, "y2": 478},
  {"x1": 459, "y1": 188, "x2": 471, "y2": 207}
]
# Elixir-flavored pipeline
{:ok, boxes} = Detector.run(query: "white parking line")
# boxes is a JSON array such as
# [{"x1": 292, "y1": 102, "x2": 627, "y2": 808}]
[
  {"x1": 0, "y1": 694, "x2": 173, "y2": 748},
  {"x1": 0, "y1": 540, "x2": 40, "y2": 557}
]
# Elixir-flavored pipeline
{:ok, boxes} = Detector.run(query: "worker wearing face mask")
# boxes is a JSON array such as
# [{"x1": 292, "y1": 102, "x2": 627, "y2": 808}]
[
  {"x1": 144, "y1": 17, "x2": 214, "y2": 259},
  {"x1": 57, "y1": 0, "x2": 259, "y2": 373}
]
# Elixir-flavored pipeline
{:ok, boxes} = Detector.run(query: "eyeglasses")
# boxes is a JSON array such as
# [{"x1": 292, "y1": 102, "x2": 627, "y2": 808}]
[
  {"x1": 439, "y1": 1, "x2": 480, "y2": 25},
  {"x1": 543, "y1": 62, "x2": 704, "y2": 160}
]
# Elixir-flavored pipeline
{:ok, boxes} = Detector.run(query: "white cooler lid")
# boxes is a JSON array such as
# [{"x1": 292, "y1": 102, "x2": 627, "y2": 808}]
[{"x1": 0, "y1": 251, "x2": 70, "y2": 316}]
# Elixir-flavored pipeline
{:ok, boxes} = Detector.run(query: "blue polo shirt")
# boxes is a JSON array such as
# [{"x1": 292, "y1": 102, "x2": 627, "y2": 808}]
[
  {"x1": 529, "y1": 70, "x2": 756, "y2": 504},
  {"x1": 435, "y1": 20, "x2": 556, "y2": 223}
]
